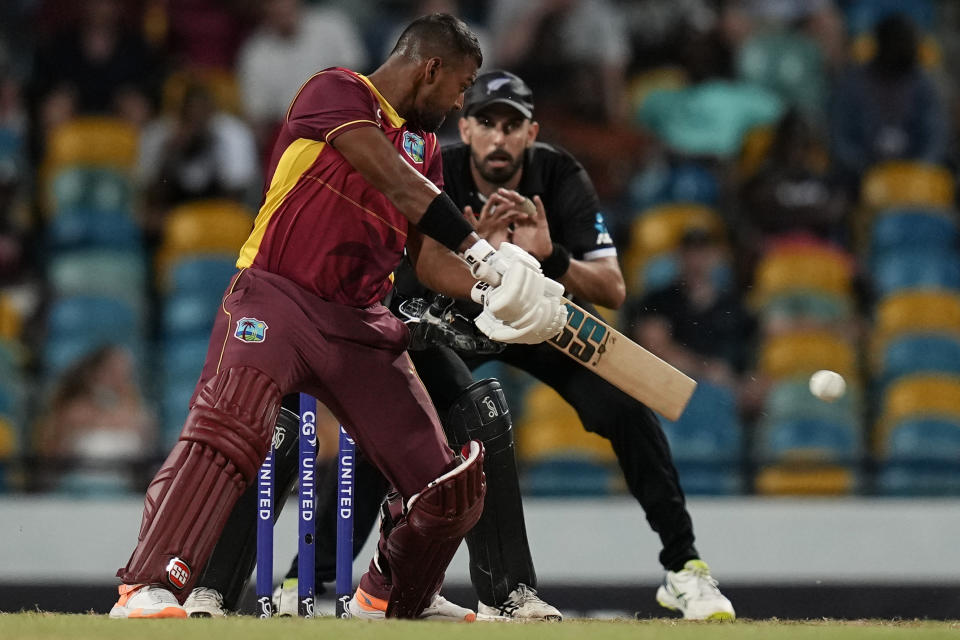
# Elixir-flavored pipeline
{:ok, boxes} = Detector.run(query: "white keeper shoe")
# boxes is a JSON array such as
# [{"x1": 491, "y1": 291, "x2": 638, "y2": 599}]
[
  {"x1": 347, "y1": 586, "x2": 476, "y2": 621},
  {"x1": 477, "y1": 584, "x2": 563, "y2": 621},
  {"x1": 656, "y1": 560, "x2": 735, "y2": 621},
  {"x1": 184, "y1": 587, "x2": 226, "y2": 618},
  {"x1": 109, "y1": 584, "x2": 187, "y2": 619}
]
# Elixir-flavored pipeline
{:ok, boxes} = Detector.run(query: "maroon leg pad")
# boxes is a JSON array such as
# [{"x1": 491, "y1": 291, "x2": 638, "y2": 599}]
[
  {"x1": 384, "y1": 442, "x2": 486, "y2": 618},
  {"x1": 116, "y1": 367, "x2": 280, "y2": 600}
]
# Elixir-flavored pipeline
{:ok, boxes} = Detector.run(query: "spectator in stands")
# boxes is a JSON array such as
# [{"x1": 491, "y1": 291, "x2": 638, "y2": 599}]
[
  {"x1": 738, "y1": 109, "x2": 849, "y2": 270},
  {"x1": 489, "y1": 0, "x2": 631, "y2": 123},
  {"x1": 237, "y1": 0, "x2": 368, "y2": 148},
  {"x1": 626, "y1": 228, "x2": 753, "y2": 388},
  {"x1": 137, "y1": 83, "x2": 258, "y2": 237},
  {"x1": 721, "y1": 0, "x2": 845, "y2": 70},
  {"x1": 636, "y1": 26, "x2": 783, "y2": 158},
  {"x1": 0, "y1": 55, "x2": 27, "y2": 286},
  {"x1": 164, "y1": 0, "x2": 253, "y2": 71},
  {"x1": 33, "y1": 345, "x2": 157, "y2": 493},
  {"x1": 30, "y1": 0, "x2": 161, "y2": 134},
  {"x1": 830, "y1": 13, "x2": 948, "y2": 182}
]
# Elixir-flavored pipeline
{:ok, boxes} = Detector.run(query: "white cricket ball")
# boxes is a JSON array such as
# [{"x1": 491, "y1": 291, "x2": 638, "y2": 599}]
[{"x1": 809, "y1": 369, "x2": 846, "y2": 402}]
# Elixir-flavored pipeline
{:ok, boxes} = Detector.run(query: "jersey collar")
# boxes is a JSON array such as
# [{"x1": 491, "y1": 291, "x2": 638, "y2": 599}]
[{"x1": 356, "y1": 74, "x2": 405, "y2": 128}]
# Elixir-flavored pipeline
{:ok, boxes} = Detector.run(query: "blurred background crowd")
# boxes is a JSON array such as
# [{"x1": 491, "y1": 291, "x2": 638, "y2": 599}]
[{"x1": 1, "y1": 0, "x2": 960, "y2": 499}]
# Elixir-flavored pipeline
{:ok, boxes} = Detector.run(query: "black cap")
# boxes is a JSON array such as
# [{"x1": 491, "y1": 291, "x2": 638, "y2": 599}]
[{"x1": 464, "y1": 70, "x2": 534, "y2": 119}]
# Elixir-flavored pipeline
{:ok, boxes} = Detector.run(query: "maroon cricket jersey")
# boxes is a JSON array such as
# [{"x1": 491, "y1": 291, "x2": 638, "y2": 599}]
[{"x1": 237, "y1": 67, "x2": 443, "y2": 307}]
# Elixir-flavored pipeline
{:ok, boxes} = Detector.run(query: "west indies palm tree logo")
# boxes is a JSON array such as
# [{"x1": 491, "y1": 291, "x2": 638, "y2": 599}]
[
  {"x1": 402, "y1": 131, "x2": 424, "y2": 164},
  {"x1": 234, "y1": 317, "x2": 268, "y2": 343}
]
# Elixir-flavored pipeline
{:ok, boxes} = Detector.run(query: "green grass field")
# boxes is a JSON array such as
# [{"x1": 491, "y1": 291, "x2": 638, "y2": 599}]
[{"x1": 2, "y1": 614, "x2": 959, "y2": 640}]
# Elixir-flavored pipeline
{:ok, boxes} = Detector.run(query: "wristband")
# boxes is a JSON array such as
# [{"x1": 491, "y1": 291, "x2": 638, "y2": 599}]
[
  {"x1": 540, "y1": 243, "x2": 571, "y2": 279},
  {"x1": 415, "y1": 192, "x2": 475, "y2": 252}
]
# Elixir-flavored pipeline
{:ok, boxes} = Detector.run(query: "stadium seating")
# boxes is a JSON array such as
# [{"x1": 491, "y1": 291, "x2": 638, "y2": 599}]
[
  {"x1": 750, "y1": 242, "x2": 854, "y2": 309},
  {"x1": 874, "y1": 375, "x2": 960, "y2": 451},
  {"x1": 155, "y1": 199, "x2": 254, "y2": 282},
  {"x1": 860, "y1": 161, "x2": 954, "y2": 212},
  {"x1": 46, "y1": 208, "x2": 142, "y2": 252},
  {"x1": 44, "y1": 117, "x2": 140, "y2": 173},
  {"x1": 876, "y1": 418, "x2": 960, "y2": 496},
  {"x1": 516, "y1": 383, "x2": 619, "y2": 496},
  {"x1": 875, "y1": 334, "x2": 960, "y2": 390},
  {"x1": 736, "y1": 31, "x2": 826, "y2": 117},
  {"x1": 868, "y1": 208, "x2": 958, "y2": 266},
  {"x1": 624, "y1": 203, "x2": 726, "y2": 293},
  {"x1": 628, "y1": 161, "x2": 720, "y2": 212},
  {"x1": 48, "y1": 167, "x2": 135, "y2": 215},
  {"x1": 758, "y1": 330, "x2": 858, "y2": 381},
  {"x1": 47, "y1": 249, "x2": 148, "y2": 319},
  {"x1": 755, "y1": 464, "x2": 856, "y2": 495},
  {"x1": 660, "y1": 381, "x2": 743, "y2": 495},
  {"x1": 43, "y1": 296, "x2": 143, "y2": 376},
  {"x1": 871, "y1": 250, "x2": 960, "y2": 299},
  {"x1": 871, "y1": 290, "x2": 960, "y2": 348},
  {"x1": 169, "y1": 256, "x2": 238, "y2": 300},
  {"x1": 163, "y1": 293, "x2": 219, "y2": 339}
]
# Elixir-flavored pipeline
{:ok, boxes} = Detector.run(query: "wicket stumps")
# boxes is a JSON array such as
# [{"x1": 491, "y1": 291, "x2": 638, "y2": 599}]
[
  {"x1": 335, "y1": 425, "x2": 355, "y2": 617},
  {"x1": 255, "y1": 394, "x2": 355, "y2": 618},
  {"x1": 298, "y1": 394, "x2": 317, "y2": 617}
]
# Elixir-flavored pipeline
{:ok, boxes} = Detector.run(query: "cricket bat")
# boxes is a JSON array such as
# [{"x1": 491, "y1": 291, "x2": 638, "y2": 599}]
[{"x1": 548, "y1": 299, "x2": 696, "y2": 421}]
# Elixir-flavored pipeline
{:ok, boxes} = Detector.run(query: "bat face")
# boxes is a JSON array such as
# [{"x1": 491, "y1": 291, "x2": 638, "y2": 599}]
[
  {"x1": 547, "y1": 300, "x2": 696, "y2": 421},
  {"x1": 549, "y1": 302, "x2": 611, "y2": 366}
]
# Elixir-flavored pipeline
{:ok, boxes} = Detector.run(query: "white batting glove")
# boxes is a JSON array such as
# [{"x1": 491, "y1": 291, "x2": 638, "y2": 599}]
[
  {"x1": 462, "y1": 240, "x2": 541, "y2": 287},
  {"x1": 474, "y1": 294, "x2": 568, "y2": 345}
]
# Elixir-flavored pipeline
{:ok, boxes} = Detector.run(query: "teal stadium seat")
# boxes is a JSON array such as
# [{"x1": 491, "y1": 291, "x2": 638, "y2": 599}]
[
  {"x1": 48, "y1": 250, "x2": 147, "y2": 318},
  {"x1": 628, "y1": 161, "x2": 720, "y2": 211},
  {"x1": 879, "y1": 334, "x2": 960, "y2": 389},
  {"x1": 660, "y1": 381, "x2": 743, "y2": 495},
  {"x1": 44, "y1": 296, "x2": 142, "y2": 374},
  {"x1": 163, "y1": 294, "x2": 219, "y2": 338},
  {"x1": 49, "y1": 166, "x2": 133, "y2": 214},
  {"x1": 872, "y1": 250, "x2": 960, "y2": 298},
  {"x1": 756, "y1": 418, "x2": 859, "y2": 465},
  {"x1": 877, "y1": 418, "x2": 960, "y2": 495},
  {"x1": 869, "y1": 209, "x2": 958, "y2": 268},
  {"x1": 47, "y1": 208, "x2": 142, "y2": 252},
  {"x1": 169, "y1": 257, "x2": 238, "y2": 298},
  {"x1": 763, "y1": 377, "x2": 862, "y2": 427}
]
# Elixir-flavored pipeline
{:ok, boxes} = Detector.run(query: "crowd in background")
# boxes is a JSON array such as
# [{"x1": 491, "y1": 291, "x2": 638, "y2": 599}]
[{"x1": 2, "y1": 0, "x2": 960, "y2": 498}]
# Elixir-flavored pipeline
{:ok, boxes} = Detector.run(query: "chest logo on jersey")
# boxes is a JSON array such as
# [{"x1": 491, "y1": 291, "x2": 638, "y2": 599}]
[
  {"x1": 594, "y1": 212, "x2": 613, "y2": 245},
  {"x1": 234, "y1": 317, "x2": 269, "y2": 343},
  {"x1": 402, "y1": 131, "x2": 425, "y2": 164}
]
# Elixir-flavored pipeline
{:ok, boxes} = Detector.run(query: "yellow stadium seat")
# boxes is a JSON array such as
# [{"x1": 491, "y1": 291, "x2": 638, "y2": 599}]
[
  {"x1": 624, "y1": 203, "x2": 725, "y2": 292},
  {"x1": 44, "y1": 117, "x2": 139, "y2": 173},
  {"x1": 875, "y1": 375, "x2": 960, "y2": 448},
  {"x1": 870, "y1": 290, "x2": 960, "y2": 364},
  {"x1": 0, "y1": 294, "x2": 21, "y2": 342},
  {"x1": 156, "y1": 199, "x2": 254, "y2": 283},
  {"x1": 0, "y1": 416, "x2": 17, "y2": 458},
  {"x1": 755, "y1": 464, "x2": 854, "y2": 495},
  {"x1": 758, "y1": 330, "x2": 858, "y2": 381},
  {"x1": 751, "y1": 243, "x2": 854, "y2": 307},
  {"x1": 861, "y1": 161, "x2": 954, "y2": 211},
  {"x1": 163, "y1": 68, "x2": 242, "y2": 115},
  {"x1": 515, "y1": 383, "x2": 616, "y2": 464}
]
